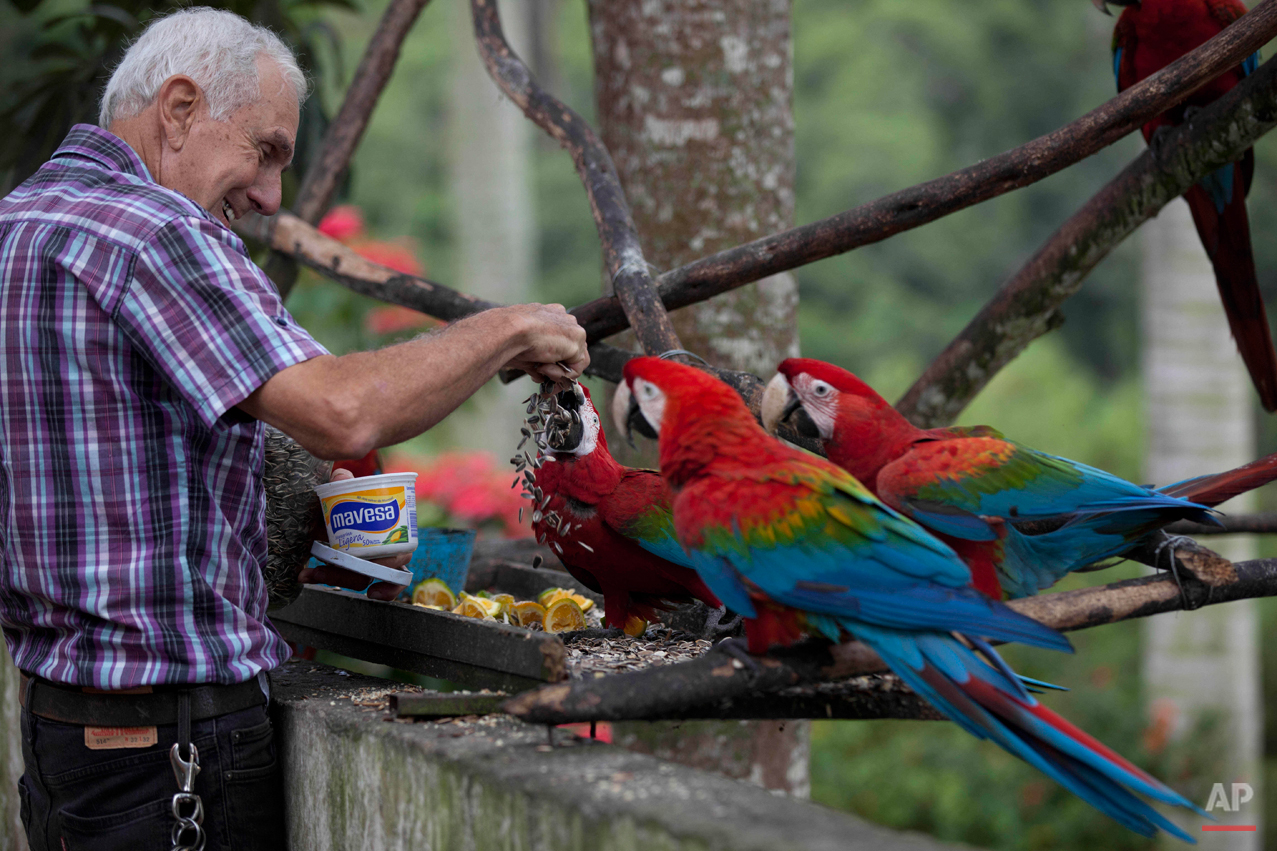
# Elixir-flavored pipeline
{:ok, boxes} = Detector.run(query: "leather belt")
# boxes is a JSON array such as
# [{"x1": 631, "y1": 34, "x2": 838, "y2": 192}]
[{"x1": 19, "y1": 673, "x2": 266, "y2": 727}]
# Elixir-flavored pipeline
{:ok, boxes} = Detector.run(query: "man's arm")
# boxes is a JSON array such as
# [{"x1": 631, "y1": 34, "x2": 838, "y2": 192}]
[{"x1": 238, "y1": 303, "x2": 589, "y2": 459}]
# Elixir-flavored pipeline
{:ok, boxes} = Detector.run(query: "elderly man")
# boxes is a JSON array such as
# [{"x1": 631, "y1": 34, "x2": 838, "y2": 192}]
[{"x1": 0, "y1": 6, "x2": 587, "y2": 849}]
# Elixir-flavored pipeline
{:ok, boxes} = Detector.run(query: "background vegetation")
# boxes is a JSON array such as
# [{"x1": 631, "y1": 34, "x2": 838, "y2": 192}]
[{"x1": 4, "y1": 0, "x2": 1277, "y2": 846}]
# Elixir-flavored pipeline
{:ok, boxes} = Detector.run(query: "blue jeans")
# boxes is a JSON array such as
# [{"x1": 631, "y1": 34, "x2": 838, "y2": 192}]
[{"x1": 18, "y1": 702, "x2": 287, "y2": 851}]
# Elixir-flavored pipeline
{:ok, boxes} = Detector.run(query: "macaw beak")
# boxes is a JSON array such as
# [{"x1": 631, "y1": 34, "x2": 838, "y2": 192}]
[
  {"x1": 760, "y1": 373, "x2": 822, "y2": 440},
  {"x1": 761, "y1": 373, "x2": 791, "y2": 434},
  {"x1": 610, "y1": 381, "x2": 658, "y2": 448},
  {"x1": 547, "y1": 382, "x2": 586, "y2": 452}
]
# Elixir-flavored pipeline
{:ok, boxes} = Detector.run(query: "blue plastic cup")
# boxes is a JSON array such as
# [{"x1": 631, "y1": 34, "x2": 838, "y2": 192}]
[{"x1": 401, "y1": 528, "x2": 477, "y2": 599}]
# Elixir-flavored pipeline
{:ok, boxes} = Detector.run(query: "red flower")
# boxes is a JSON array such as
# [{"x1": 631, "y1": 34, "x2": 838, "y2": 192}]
[{"x1": 318, "y1": 205, "x2": 364, "y2": 242}]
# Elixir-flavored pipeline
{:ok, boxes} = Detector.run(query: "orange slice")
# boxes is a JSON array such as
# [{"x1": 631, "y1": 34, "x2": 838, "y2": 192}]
[
  {"x1": 453, "y1": 592, "x2": 501, "y2": 620},
  {"x1": 411, "y1": 578, "x2": 456, "y2": 610},
  {"x1": 513, "y1": 601, "x2": 546, "y2": 629},
  {"x1": 622, "y1": 615, "x2": 649, "y2": 637},
  {"x1": 543, "y1": 598, "x2": 587, "y2": 633},
  {"x1": 493, "y1": 594, "x2": 517, "y2": 621},
  {"x1": 538, "y1": 588, "x2": 595, "y2": 613}
]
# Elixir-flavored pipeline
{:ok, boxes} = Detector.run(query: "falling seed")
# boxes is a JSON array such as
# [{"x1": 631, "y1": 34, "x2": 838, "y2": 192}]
[
  {"x1": 532, "y1": 511, "x2": 542, "y2": 523},
  {"x1": 551, "y1": 542, "x2": 563, "y2": 555},
  {"x1": 518, "y1": 507, "x2": 524, "y2": 523},
  {"x1": 532, "y1": 556, "x2": 543, "y2": 569},
  {"x1": 579, "y1": 542, "x2": 594, "y2": 553}
]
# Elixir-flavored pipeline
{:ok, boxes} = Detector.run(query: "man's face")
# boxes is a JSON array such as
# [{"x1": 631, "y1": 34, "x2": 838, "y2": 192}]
[{"x1": 166, "y1": 56, "x2": 298, "y2": 228}]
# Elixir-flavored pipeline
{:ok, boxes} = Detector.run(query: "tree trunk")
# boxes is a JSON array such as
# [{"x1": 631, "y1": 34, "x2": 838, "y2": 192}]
[
  {"x1": 587, "y1": 0, "x2": 806, "y2": 796},
  {"x1": 1141, "y1": 199, "x2": 1262, "y2": 847},
  {"x1": 446, "y1": 0, "x2": 536, "y2": 461},
  {"x1": 587, "y1": 0, "x2": 799, "y2": 377}
]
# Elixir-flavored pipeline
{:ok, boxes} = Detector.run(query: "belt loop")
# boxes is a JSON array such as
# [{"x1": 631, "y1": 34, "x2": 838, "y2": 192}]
[
  {"x1": 20, "y1": 674, "x2": 33, "y2": 709},
  {"x1": 178, "y1": 691, "x2": 190, "y2": 752}
]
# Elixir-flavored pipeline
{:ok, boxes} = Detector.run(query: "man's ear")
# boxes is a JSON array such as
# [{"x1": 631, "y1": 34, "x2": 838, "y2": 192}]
[{"x1": 156, "y1": 75, "x2": 202, "y2": 152}]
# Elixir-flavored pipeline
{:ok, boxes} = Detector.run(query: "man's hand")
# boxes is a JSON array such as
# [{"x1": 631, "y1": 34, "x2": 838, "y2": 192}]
[
  {"x1": 500, "y1": 303, "x2": 590, "y2": 383},
  {"x1": 298, "y1": 468, "x2": 409, "y2": 601}
]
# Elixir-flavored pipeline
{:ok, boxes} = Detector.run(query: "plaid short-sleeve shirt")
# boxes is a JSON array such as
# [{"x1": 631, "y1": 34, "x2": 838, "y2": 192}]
[{"x1": 0, "y1": 125, "x2": 330, "y2": 687}]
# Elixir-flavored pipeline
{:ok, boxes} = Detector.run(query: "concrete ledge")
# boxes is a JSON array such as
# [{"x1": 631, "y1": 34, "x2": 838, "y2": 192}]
[{"x1": 273, "y1": 661, "x2": 967, "y2": 851}]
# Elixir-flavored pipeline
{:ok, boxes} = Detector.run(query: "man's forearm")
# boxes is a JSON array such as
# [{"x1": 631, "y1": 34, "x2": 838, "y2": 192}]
[{"x1": 242, "y1": 309, "x2": 531, "y2": 459}]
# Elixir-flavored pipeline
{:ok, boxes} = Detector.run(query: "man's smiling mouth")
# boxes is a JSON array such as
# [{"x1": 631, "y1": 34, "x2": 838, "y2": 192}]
[{"x1": 222, "y1": 199, "x2": 238, "y2": 222}]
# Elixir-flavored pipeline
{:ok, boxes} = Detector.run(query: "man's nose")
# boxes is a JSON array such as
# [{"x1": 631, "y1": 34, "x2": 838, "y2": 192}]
[{"x1": 246, "y1": 173, "x2": 282, "y2": 217}]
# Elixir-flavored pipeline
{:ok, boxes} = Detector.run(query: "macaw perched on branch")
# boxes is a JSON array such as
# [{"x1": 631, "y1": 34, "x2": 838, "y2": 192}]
[
  {"x1": 1096, "y1": 0, "x2": 1276, "y2": 409},
  {"x1": 764, "y1": 358, "x2": 1277, "y2": 599},
  {"x1": 529, "y1": 383, "x2": 723, "y2": 633},
  {"x1": 620, "y1": 357, "x2": 1204, "y2": 841}
]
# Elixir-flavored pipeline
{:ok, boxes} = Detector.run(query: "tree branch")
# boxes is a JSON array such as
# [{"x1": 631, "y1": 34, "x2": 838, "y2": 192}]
[
  {"x1": 896, "y1": 54, "x2": 1277, "y2": 427},
  {"x1": 1166, "y1": 513, "x2": 1277, "y2": 534},
  {"x1": 240, "y1": 210, "x2": 631, "y2": 380},
  {"x1": 566, "y1": 0, "x2": 1277, "y2": 343},
  {"x1": 468, "y1": 0, "x2": 681, "y2": 357},
  {"x1": 503, "y1": 556, "x2": 1277, "y2": 724}
]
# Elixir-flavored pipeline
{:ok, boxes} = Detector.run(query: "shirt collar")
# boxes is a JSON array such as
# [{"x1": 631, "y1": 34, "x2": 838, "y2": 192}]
[
  {"x1": 51, "y1": 124, "x2": 229, "y2": 231},
  {"x1": 52, "y1": 124, "x2": 156, "y2": 184}
]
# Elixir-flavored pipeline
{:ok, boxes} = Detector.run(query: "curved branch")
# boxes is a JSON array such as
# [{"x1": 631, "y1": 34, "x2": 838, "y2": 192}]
[
  {"x1": 897, "y1": 55, "x2": 1277, "y2": 426},
  {"x1": 504, "y1": 556, "x2": 1277, "y2": 725},
  {"x1": 468, "y1": 0, "x2": 681, "y2": 356},
  {"x1": 567, "y1": 0, "x2": 1277, "y2": 343}
]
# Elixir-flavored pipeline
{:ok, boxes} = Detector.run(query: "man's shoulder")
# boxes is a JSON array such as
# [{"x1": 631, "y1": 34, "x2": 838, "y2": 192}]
[{"x1": 0, "y1": 157, "x2": 217, "y2": 255}]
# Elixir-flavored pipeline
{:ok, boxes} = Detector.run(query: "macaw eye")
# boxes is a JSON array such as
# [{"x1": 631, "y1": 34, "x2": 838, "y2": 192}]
[
  {"x1": 640, "y1": 382, "x2": 657, "y2": 399},
  {"x1": 812, "y1": 380, "x2": 832, "y2": 397}
]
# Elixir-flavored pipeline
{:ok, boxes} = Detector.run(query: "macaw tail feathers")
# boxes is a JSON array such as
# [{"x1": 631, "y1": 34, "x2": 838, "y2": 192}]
[
  {"x1": 1159, "y1": 450, "x2": 1277, "y2": 508},
  {"x1": 853, "y1": 625, "x2": 1205, "y2": 842},
  {"x1": 1183, "y1": 158, "x2": 1277, "y2": 412}
]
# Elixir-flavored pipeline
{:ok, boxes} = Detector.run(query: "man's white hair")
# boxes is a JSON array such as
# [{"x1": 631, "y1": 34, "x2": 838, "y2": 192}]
[{"x1": 98, "y1": 7, "x2": 308, "y2": 128}]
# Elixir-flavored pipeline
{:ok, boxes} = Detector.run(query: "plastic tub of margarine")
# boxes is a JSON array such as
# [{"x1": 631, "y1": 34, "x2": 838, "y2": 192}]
[{"x1": 314, "y1": 473, "x2": 419, "y2": 559}]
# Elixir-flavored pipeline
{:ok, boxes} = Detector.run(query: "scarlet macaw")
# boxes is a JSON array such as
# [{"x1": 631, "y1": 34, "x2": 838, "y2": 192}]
[
  {"x1": 621, "y1": 356, "x2": 1203, "y2": 841},
  {"x1": 1097, "y1": 0, "x2": 1275, "y2": 409},
  {"x1": 764, "y1": 358, "x2": 1277, "y2": 598},
  {"x1": 530, "y1": 383, "x2": 722, "y2": 632}
]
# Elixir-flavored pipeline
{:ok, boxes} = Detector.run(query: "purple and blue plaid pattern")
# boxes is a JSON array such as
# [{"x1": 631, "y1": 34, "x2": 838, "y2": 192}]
[{"x1": 0, "y1": 125, "x2": 329, "y2": 687}]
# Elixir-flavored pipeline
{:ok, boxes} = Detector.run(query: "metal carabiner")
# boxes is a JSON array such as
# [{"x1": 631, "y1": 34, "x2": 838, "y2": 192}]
[{"x1": 169, "y1": 742, "x2": 200, "y2": 792}]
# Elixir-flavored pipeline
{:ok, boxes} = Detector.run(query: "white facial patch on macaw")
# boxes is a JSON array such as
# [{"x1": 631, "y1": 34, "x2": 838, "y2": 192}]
[
  {"x1": 792, "y1": 373, "x2": 839, "y2": 439},
  {"x1": 568, "y1": 393, "x2": 602, "y2": 457},
  {"x1": 632, "y1": 378, "x2": 667, "y2": 435}
]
